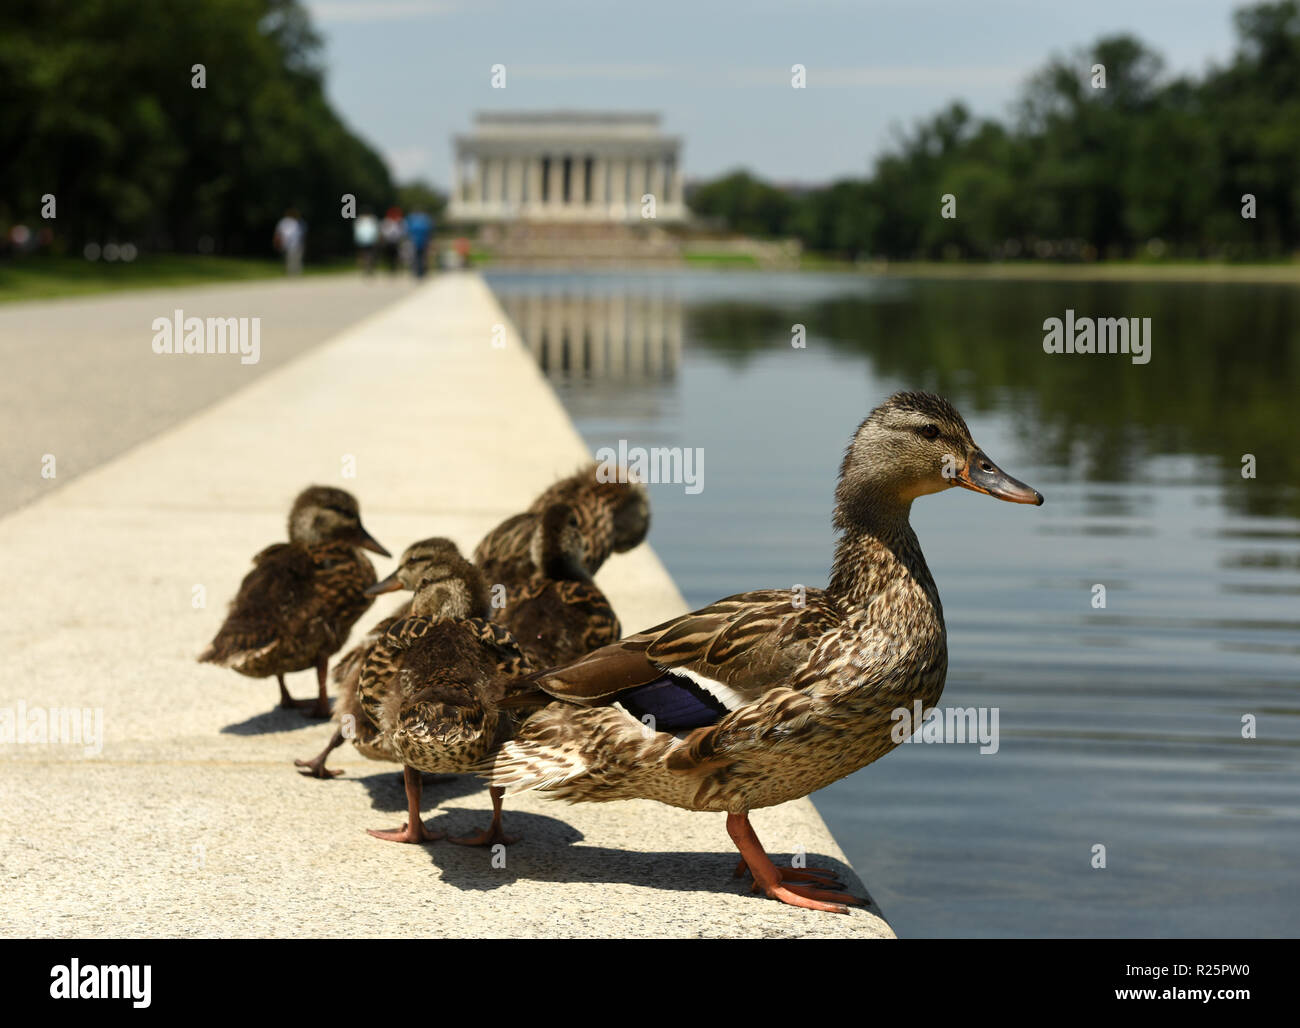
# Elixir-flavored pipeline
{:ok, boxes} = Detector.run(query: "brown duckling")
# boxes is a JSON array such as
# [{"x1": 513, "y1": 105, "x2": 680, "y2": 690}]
[
  {"x1": 294, "y1": 537, "x2": 465, "y2": 778},
  {"x1": 358, "y1": 546, "x2": 533, "y2": 846},
  {"x1": 199, "y1": 486, "x2": 390, "y2": 718},
  {"x1": 500, "y1": 502, "x2": 621, "y2": 668},
  {"x1": 473, "y1": 461, "x2": 650, "y2": 595}
]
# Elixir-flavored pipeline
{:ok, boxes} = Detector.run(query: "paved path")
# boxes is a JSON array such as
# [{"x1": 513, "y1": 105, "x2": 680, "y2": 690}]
[
  {"x1": 0, "y1": 273, "x2": 417, "y2": 516},
  {"x1": 0, "y1": 273, "x2": 892, "y2": 938}
]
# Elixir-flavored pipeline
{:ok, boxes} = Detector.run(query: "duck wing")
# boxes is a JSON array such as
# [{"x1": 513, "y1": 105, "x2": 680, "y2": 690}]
[
  {"x1": 473, "y1": 512, "x2": 536, "y2": 570},
  {"x1": 506, "y1": 577, "x2": 622, "y2": 667},
  {"x1": 199, "y1": 543, "x2": 317, "y2": 665},
  {"x1": 517, "y1": 588, "x2": 842, "y2": 733}
]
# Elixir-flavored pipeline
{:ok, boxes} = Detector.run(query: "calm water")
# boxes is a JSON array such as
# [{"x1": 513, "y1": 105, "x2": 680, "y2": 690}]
[{"x1": 485, "y1": 268, "x2": 1300, "y2": 938}]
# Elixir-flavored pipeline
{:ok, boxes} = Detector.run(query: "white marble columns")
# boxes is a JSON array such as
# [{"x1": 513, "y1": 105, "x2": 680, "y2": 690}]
[{"x1": 450, "y1": 113, "x2": 686, "y2": 223}]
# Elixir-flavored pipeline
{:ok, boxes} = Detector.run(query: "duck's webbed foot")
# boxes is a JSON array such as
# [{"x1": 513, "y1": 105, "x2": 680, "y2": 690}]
[
  {"x1": 367, "y1": 766, "x2": 443, "y2": 844},
  {"x1": 277, "y1": 674, "x2": 319, "y2": 712},
  {"x1": 449, "y1": 788, "x2": 520, "y2": 846},
  {"x1": 295, "y1": 727, "x2": 345, "y2": 778},
  {"x1": 733, "y1": 857, "x2": 844, "y2": 887},
  {"x1": 448, "y1": 824, "x2": 520, "y2": 846},
  {"x1": 367, "y1": 821, "x2": 444, "y2": 844},
  {"x1": 300, "y1": 659, "x2": 332, "y2": 718},
  {"x1": 726, "y1": 813, "x2": 863, "y2": 914}
]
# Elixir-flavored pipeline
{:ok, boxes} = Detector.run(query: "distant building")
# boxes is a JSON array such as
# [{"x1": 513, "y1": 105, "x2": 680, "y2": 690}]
[{"x1": 449, "y1": 111, "x2": 686, "y2": 224}]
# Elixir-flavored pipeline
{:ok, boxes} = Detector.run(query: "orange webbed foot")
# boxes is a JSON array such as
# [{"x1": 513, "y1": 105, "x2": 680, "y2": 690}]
[
  {"x1": 760, "y1": 881, "x2": 861, "y2": 914},
  {"x1": 733, "y1": 857, "x2": 844, "y2": 887},
  {"x1": 366, "y1": 821, "x2": 444, "y2": 844},
  {"x1": 727, "y1": 812, "x2": 864, "y2": 915},
  {"x1": 449, "y1": 825, "x2": 521, "y2": 847}
]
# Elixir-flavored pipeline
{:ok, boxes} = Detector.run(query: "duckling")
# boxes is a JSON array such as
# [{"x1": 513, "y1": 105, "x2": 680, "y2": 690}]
[
  {"x1": 473, "y1": 461, "x2": 649, "y2": 594},
  {"x1": 294, "y1": 537, "x2": 465, "y2": 778},
  {"x1": 358, "y1": 546, "x2": 532, "y2": 846},
  {"x1": 482, "y1": 392, "x2": 1043, "y2": 913},
  {"x1": 199, "y1": 486, "x2": 390, "y2": 718},
  {"x1": 500, "y1": 502, "x2": 621, "y2": 668}
]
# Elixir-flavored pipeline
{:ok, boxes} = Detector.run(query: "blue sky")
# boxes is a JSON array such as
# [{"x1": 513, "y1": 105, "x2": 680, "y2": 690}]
[{"x1": 302, "y1": 0, "x2": 1248, "y2": 189}]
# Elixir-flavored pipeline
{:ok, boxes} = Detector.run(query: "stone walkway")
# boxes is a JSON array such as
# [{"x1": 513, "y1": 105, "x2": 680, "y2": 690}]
[{"x1": 0, "y1": 272, "x2": 892, "y2": 938}]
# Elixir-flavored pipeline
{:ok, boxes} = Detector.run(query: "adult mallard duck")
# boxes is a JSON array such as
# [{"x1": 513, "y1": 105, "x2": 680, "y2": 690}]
[
  {"x1": 200, "y1": 486, "x2": 390, "y2": 718},
  {"x1": 473, "y1": 461, "x2": 649, "y2": 596},
  {"x1": 498, "y1": 502, "x2": 622, "y2": 668},
  {"x1": 358, "y1": 544, "x2": 533, "y2": 846},
  {"x1": 294, "y1": 538, "x2": 465, "y2": 778},
  {"x1": 482, "y1": 392, "x2": 1043, "y2": 913}
]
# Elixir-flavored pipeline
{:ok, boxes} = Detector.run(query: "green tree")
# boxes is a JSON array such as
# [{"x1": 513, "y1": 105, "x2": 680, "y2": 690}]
[{"x1": 0, "y1": 0, "x2": 394, "y2": 259}]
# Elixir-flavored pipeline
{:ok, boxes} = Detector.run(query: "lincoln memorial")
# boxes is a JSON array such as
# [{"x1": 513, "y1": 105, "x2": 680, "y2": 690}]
[{"x1": 448, "y1": 111, "x2": 686, "y2": 223}]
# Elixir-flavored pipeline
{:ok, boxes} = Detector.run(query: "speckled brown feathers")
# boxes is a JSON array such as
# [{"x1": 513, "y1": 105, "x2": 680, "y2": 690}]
[
  {"x1": 199, "y1": 539, "x2": 378, "y2": 678},
  {"x1": 481, "y1": 391, "x2": 1040, "y2": 820},
  {"x1": 359, "y1": 614, "x2": 531, "y2": 773},
  {"x1": 356, "y1": 551, "x2": 533, "y2": 776},
  {"x1": 494, "y1": 502, "x2": 622, "y2": 667},
  {"x1": 296, "y1": 538, "x2": 482, "y2": 776},
  {"x1": 201, "y1": 486, "x2": 389, "y2": 719},
  {"x1": 473, "y1": 461, "x2": 649, "y2": 592}
]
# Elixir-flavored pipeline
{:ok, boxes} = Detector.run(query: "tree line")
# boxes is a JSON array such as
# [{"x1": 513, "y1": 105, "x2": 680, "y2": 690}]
[
  {"x1": 0, "y1": 0, "x2": 401, "y2": 260},
  {"x1": 687, "y1": 2, "x2": 1300, "y2": 261},
  {"x1": 4, "y1": 0, "x2": 1296, "y2": 264}
]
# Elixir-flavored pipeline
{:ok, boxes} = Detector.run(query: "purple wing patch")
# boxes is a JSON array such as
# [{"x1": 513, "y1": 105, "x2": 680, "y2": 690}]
[{"x1": 616, "y1": 673, "x2": 728, "y2": 731}]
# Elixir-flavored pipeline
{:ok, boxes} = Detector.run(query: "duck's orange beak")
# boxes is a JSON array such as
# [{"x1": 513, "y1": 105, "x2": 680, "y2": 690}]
[
  {"x1": 955, "y1": 449, "x2": 1044, "y2": 506},
  {"x1": 365, "y1": 570, "x2": 404, "y2": 595}
]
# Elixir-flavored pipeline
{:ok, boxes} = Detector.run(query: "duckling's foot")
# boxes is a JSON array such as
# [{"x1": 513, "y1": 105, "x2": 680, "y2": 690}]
[
  {"x1": 301, "y1": 658, "x2": 332, "y2": 718},
  {"x1": 295, "y1": 727, "x2": 345, "y2": 778},
  {"x1": 295, "y1": 755, "x2": 344, "y2": 778},
  {"x1": 367, "y1": 821, "x2": 444, "y2": 844},
  {"x1": 300, "y1": 698, "x2": 332, "y2": 719},
  {"x1": 448, "y1": 788, "x2": 519, "y2": 846},
  {"x1": 726, "y1": 812, "x2": 860, "y2": 915},
  {"x1": 276, "y1": 674, "x2": 317, "y2": 711},
  {"x1": 449, "y1": 824, "x2": 520, "y2": 846},
  {"x1": 367, "y1": 766, "x2": 442, "y2": 843}
]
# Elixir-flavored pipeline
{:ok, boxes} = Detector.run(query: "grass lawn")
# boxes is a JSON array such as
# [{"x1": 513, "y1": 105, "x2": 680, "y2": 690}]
[
  {"x1": 0, "y1": 254, "x2": 355, "y2": 304},
  {"x1": 683, "y1": 252, "x2": 760, "y2": 268},
  {"x1": 816, "y1": 256, "x2": 1300, "y2": 284}
]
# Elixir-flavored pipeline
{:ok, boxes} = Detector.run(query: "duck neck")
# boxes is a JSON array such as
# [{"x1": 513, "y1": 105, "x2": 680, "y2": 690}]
[
  {"x1": 543, "y1": 552, "x2": 591, "y2": 583},
  {"x1": 828, "y1": 496, "x2": 939, "y2": 613}
]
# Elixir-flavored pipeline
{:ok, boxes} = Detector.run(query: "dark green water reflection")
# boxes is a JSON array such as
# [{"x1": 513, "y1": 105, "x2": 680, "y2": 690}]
[{"x1": 486, "y1": 268, "x2": 1300, "y2": 938}]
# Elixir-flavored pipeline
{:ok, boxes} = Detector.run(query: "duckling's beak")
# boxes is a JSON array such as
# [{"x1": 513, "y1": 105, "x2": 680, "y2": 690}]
[
  {"x1": 956, "y1": 449, "x2": 1044, "y2": 506},
  {"x1": 365, "y1": 570, "x2": 403, "y2": 595},
  {"x1": 356, "y1": 525, "x2": 392, "y2": 557}
]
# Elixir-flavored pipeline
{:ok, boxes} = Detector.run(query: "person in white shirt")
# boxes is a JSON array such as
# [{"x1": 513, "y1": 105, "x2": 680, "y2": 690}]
[
  {"x1": 353, "y1": 209, "x2": 379, "y2": 274},
  {"x1": 273, "y1": 209, "x2": 305, "y2": 275}
]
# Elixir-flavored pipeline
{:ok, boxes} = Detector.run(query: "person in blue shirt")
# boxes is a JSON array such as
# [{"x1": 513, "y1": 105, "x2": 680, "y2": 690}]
[{"x1": 404, "y1": 210, "x2": 434, "y2": 278}]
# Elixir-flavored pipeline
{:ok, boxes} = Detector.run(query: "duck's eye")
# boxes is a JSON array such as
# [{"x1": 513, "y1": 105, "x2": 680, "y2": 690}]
[{"x1": 920, "y1": 424, "x2": 940, "y2": 440}]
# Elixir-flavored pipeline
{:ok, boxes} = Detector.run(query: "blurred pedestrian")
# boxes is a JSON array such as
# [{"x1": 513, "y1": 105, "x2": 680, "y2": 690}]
[
  {"x1": 353, "y1": 207, "x2": 378, "y2": 274},
  {"x1": 273, "y1": 208, "x2": 305, "y2": 275},
  {"x1": 380, "y1": 207, "x2": 404, "y2": 273},
  {"x1": 405, "y1": 209, "x2": 434, "y2": 279}
]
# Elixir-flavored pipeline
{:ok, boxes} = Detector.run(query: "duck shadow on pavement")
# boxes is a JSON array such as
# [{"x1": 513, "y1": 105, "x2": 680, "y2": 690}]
[
  {"x1": 403, "y1": 809, "x2": 871, "y2": 908},
  {"x1": 221, "y1": 702, "x2": 334, "y2": 735}
]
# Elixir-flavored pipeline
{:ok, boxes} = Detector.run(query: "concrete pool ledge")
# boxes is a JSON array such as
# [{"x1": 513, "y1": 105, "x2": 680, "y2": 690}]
[{"x1": 0, "y1": 271, "x2": 894, "y2": 939}]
